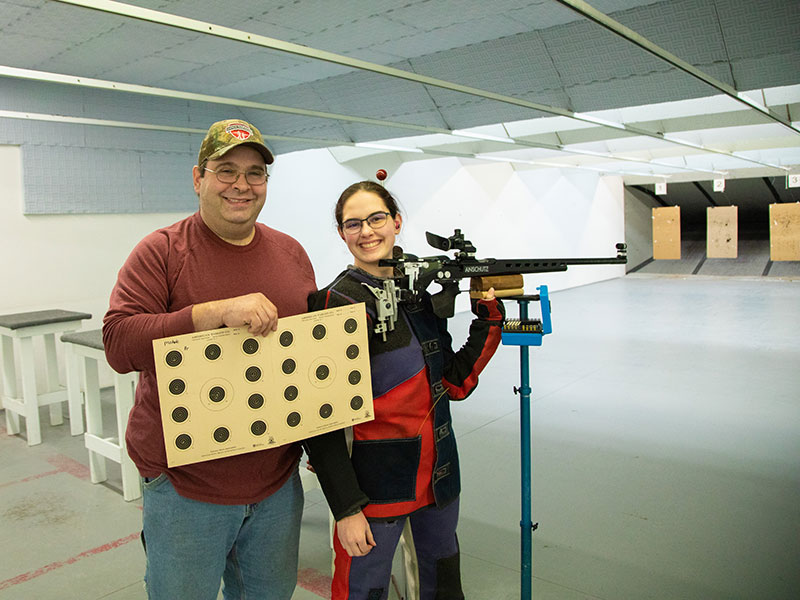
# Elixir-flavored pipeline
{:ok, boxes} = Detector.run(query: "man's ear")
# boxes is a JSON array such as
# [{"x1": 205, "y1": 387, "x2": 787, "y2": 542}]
[
  {"x1": 338, "y1": 227, "x2": 346, "y2": 242},
  {"x1": 192, "y1": 165, "x2": 203, "y2": 194}
]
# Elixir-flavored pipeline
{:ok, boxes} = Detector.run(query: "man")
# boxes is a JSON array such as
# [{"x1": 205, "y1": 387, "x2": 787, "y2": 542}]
[{"x1": 103, "y1": 119, "x2": 316, "y2": 600}]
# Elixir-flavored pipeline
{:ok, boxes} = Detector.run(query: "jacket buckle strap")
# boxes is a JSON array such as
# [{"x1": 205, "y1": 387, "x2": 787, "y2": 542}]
[
  {"x1": 433, "y1": 463, "x2": 451, "y2": 483},
  {"x1": 435, "y1": 423, "x2": 450, "y2": 441},
  {"x1": 421, "y1": 339, "x2": 440, "y2": 356}
]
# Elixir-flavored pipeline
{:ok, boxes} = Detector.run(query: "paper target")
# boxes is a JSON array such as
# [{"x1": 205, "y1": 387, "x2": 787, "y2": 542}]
[{"x1": 152, "y1": 303, "x2": 374, "y2": 467}]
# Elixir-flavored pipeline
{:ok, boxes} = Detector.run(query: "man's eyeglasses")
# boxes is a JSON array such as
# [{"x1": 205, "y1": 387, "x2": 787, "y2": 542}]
[
  {"x1": 341, "y1": 211, "x2": 392, "y2": 235},
  {"x1": 204, "y1": 167, "x2": 268, "y2": 186}
]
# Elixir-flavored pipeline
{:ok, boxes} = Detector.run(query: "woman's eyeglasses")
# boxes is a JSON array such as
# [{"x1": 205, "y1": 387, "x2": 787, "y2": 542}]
[{"x1": 341, "y1": 211, "x2": 391, "y2": 235}]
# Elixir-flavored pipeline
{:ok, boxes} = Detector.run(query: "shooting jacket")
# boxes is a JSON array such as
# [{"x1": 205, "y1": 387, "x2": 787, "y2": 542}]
[{"x1": 304, "y1": 267, "x2": 504, "y2": 521}]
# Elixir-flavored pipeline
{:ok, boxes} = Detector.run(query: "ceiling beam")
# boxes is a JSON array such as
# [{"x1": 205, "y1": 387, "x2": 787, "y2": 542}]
[
  {"x1": 692, "y1": 181, "x2": 718, "y2": 206},
  {"x1": 0, "y1": 65, "x2": 451, "y2": 137},
  {"x1": 0, "y1": 109, "x2": 350, "y2": 146},
  {"x1": 630, "y1": 184, "x2": 669, "y2": 207},
  {"x1": 761, "y1": 177, "x2": 783, "y2": 203},
  {"x1": 551, "y1": 0, "x2": 800, "y2": 136}
]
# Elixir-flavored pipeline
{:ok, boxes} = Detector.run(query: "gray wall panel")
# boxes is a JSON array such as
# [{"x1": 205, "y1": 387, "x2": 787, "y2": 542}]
[
  {"x1": 22, "y1": 145, "x2": 142, "y2": 214},
  {"x1": 139, "y1": 151, "x2": 197, "y2": 213}
]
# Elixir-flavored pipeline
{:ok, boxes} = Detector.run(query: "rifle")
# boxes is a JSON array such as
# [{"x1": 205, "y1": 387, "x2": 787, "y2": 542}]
[{"x1": 378, "y1": 229, "x2": 627, "y2": 319}]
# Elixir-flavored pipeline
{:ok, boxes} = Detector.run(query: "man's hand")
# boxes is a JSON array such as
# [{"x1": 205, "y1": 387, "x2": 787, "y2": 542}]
[
  {"x1": 336, "y1": 511, "x2": 376, "y2": 557},
  {"x1": 192, "y1": 292, "x2": 279, "y2": 335}
]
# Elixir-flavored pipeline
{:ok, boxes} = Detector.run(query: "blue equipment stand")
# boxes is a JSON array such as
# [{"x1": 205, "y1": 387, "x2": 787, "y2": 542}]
[{"x1": 500, "y1": 285, "x2": 552, "y2": 600}]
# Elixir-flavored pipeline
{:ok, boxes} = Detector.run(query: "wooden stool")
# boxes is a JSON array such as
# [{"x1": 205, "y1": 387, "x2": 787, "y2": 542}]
[
  {"x1": 61, "y1": 329, "x2": 141, "y2": 501},
  {"x1": 0, "y1": 309, "x2": 91, "y2": 445}
]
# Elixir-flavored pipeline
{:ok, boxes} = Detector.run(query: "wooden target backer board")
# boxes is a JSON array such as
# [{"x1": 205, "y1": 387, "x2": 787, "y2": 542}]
[
  {"x1": 153, "y1": 303, "x2": 374, "y2": 467},
  {"x1": 769, "y1": 203, "x2": 800, "y2": 261},
  {"x1": 707, "y1": 205, "x2": 738, "y2": 258},
  {"x1": 652, "y1": 206, "x2": 681, "y2": 259}
]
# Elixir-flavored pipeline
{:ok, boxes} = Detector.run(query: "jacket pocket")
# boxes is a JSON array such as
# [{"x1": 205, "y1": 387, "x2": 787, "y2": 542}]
[{"x1": 351, "y1": 436, "x2": 421, "y2": 504}]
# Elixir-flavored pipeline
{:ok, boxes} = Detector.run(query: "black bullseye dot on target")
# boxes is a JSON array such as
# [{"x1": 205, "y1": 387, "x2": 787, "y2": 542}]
[
  {"x1": 205, "y1": 343, "x2": 221, "y2": 360},
  {"x1": 312, "y1": 324, "x2": 326, "y2": 340},
  {"x1": 286, "y1": 412, "x2": 301, "y2": 427},
  {"x1": 346, "y1": 344, "x2": 359, "y2": 359},
  {"x1": 175, "y1": 434, "x2": 192, "y2": 450},
  {"x1": 171, "y1": 406, "x2": 189, "y2": 423},
  {"x1": 165, "y1": 350, "x2": 182, "y2": 367},
  {"x1": 248, "y1": 393, "x2": 264, "y2": 409},
  {"x1": 208, "y1": 386, "x2": 226, "y2": 403},
  {"x1": 315, "y1": 364, "x2": 330, "y2": 380},
  {"x1": 348, "y1": 370, "x2": 362, "y2": 385},
  {"x1": 282, "y1": 358, "x2": 296, "y2": 374},
  {"x1": 251, "y1": 420, "x2": 267, "y2": 436},
  {"x1": 284, "y1": 385, "x2": 298, "y2": 401},
  {"x1": 213, "y1": 427, "x2": 230, "y2": 443},
  {"x1": 344, "y1": 318, "x2": 358, "y2": 334},
  {"x1": 246, "y1": 366, "x2": 261, "y2": 382},
  {"x1": 319, "y1": 403, "x2": 333, "y2": 419},
  {"x1": 279, "y1": 331, "x2": 293, "y2": 347},
  {"x1": 168, "y1": 378, "x2": 186, "y2": 395},
  {"x1": 350, "y1": 395, "x2": 364, "y2": 410},
  {"x1": 242, "y1": 338, "x2": 259, "y2": 355}
]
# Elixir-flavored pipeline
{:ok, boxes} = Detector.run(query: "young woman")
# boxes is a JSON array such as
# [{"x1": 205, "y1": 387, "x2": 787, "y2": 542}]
[{"x1": 304, "y1": 180, "x2": 504, "y2": 599}]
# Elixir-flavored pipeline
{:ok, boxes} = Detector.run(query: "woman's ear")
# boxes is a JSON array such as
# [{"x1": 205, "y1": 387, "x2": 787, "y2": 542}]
[
  {"x1": 394, "y1": 214, "x2": 403, "y2": 232},
  {"x1": 338, "y1": 227, "x2": 346, "y2": 242}
]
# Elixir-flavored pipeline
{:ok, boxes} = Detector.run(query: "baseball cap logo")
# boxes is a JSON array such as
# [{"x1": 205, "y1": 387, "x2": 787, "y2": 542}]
[{"x1": 226, "y1": 122, "x2": 253, "y2": 141}]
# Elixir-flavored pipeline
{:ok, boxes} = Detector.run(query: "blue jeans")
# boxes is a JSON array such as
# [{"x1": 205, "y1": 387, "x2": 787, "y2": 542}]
[{"x1": 141, "y1": 469, "x2": 303, "y2": 600}]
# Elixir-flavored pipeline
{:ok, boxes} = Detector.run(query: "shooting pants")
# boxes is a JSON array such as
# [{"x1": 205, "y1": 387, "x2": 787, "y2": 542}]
[{"x1": 331, "y1": 499, "x2": 464, "y2": 600}]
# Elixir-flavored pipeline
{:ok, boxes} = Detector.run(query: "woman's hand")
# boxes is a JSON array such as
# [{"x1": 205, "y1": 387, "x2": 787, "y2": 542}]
[{"x1": 336, "y1": 511, "x2": 376, "y2": 557}]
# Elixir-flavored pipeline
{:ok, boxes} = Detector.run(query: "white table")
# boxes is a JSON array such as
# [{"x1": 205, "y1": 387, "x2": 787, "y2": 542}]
[
  {"x1": 61, "y1": 329, "x2": 141, "y2": 501},
  {"x1": 0, "y1": 309, "x2": 91, "y2": 445}
]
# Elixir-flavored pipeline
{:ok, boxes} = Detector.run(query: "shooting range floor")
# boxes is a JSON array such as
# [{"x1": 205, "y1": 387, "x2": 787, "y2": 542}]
[{"x1": 1, "y1": 274, "x2": 798, "y2": 600}]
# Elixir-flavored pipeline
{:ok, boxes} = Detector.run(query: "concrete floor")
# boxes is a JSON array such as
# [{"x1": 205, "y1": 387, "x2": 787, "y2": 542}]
[{"x1": 1, "y1": 274, "x2": 798, "y2": 599}]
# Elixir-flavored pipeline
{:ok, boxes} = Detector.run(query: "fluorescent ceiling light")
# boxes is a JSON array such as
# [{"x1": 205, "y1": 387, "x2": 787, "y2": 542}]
[
  {"x1": 354, "y1": 142, "x2": 423, "y2": 153},
  {"x1": 736, "y1": 93, "x2": 770, "y2": 114},
  {"x1": 572, "y1": 112, "x2": 627, "y2": 130},
  {"x1": 616, "y1": 171, "x2": 660, "y2": 177},
  {"x1": 662, "y1": 134, "x2": 706, "y2": 150},
  {"x1": 452, "y1": 129, "x2": 516, "y2": 144},
  {"x1": 729, "y1": 152, "x2": 789, "y2": 171},
  {"x1": 474, "y1": 154, "x2": 532, "y2": 164},
  {"x1": 646, "y1": 158, "x2": 726, "y2": 176},
  {"x1": 567, "y1": 148, "x2": 613, "y2": 158}
]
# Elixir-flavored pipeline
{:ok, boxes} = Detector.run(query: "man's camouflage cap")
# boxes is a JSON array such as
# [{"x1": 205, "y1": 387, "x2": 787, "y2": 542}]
[{"x1": 197, "y1": 119, "x2": 274, "y2": 166}]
